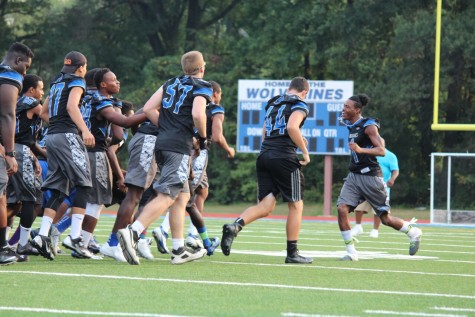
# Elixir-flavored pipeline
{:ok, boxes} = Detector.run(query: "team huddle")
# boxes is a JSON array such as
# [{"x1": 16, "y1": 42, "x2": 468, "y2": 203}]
[{"x1": 0, "y1": 42, "x2": 421, "y2": 266}]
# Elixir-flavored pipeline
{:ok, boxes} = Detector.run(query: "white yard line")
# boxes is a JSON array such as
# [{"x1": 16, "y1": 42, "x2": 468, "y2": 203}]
[
  {"x1": 432, "y1": 307, "x2": 475, "y2": 313},
  {"x1": 364, "y1": 310, "x2": 467, "y2": 317},
  {"x1": 0, "y1": 306, "x2": 199, "y2": 317},
  {"x1": 1, "y1": 270, "x2": 474, "y2": 300}
]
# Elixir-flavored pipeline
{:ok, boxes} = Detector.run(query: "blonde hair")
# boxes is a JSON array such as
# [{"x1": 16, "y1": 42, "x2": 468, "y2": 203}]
[{"x1": 181, "y1": 51, "x2": 205, "y2": 75}]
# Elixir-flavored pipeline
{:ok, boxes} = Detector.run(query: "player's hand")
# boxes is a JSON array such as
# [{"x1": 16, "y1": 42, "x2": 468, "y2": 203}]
[
  {"x1": 198, "y1": 136, "x2": 208, "y2": 150},
  {"x1": 348, "y1": 142, "x2": 361, "y2": 153},
  {"x1": 299, "y1": 152, "x2": 310, "y2": 166},
  {"x1": 227, "y1": 147, "x2": 235, "y2": 159},
  {"x1": 303, "y1": 137, "x2": 308, "y2": 147},
  {"x1": 5, "y1": 156, "x2": 18, "y2": 175},
  {"x1": 116, "y1": 175, "x2": 127, "y2": 193},
  {"x1": 82, "y1": 130, "x2": 95, "y2": 148}
]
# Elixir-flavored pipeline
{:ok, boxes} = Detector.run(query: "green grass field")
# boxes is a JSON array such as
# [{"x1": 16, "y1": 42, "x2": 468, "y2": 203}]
[{"x1": 2, "y1": 206, "x2": 474, "y2": 317}]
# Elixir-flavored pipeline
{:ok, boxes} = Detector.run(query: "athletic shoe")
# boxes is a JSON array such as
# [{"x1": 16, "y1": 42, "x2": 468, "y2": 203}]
[
  {"x1": 171, "y1": 246, "x2": 207, "y2": 265},
  {"x1": 221, "y1": 223, "x2": 241, "y2": 256},
  {"x1": 71, "y1": 250, "x2": 102, "y2": 260},
  {"x1": 100, "y1": 242, "x2": 127, "y2": 262},
  {"x1": 340, "y1": 253, "x2": 359, "y2": 261},
  {"x1": 62, "y1": 235, "x2": 92, "y2": 259},
  {"x1": 409, "y1": 227, "x2": 422, "y2": 256},
  {"x1": 29, "y1": 228, "x2": 39, "y2": 240},
  {"x1": 16, "y1": 241, "x2": 40, "y2": 256},
  {"x1": 369, "y1": 229, "x2": 379, "y2": 238},
  {"x1": 0, "y1": 246, "x2": 17, "y2": 265},
  {"x1": 285, "y1": 252, "x2": 313, "y2": 264},
  {"x1": 185, "y1": 234, "x2": 204, "y2": 250},
  {"x1": 31, "y1": 235, "x2": 54, "y2": 260},
  {"x1": 152, "y1": 226, "x2": 169, "y2": 254},
  {"x1": 50, "y1": 225, "x2": 61, "y2": 256},
  {"x1": 206, "y1": 237, "x2": 220, "y2": 256},
  {"x1": 351, "y1": 225, "x2": 364, "y2": 237},
  {"x1": 117, "y1": 225, "x2": 140, "y2": 265},
  {"x1": 88, "y1": 236, "x2": 101, "y2": 254},
  {"x1": 137, "y1": 238, "x2": 154, "y2": 260}
]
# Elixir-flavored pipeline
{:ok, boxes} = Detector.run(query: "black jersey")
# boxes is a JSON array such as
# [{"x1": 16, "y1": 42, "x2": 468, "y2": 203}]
[
  {"x1": 0, "y1": 64, "x2": 22, "y2": 92},
  {"x1": 82, "y1": 93, "x2": 114, "y2": 152},
  {"x1": 206, "y1": 102, "x2": 225, "y2": 142},
  {"x1": 137, "y1": 120, "x2": 159, "y2": 136},
  {"x1": 15, "y1": 96, "x2": 42, "y2": 147},
  {"x1": 342, "y1": 117, "x2": 381, "y2": 176},
  {"x1": 156, "y1": 75, "x2": 212, "y2": 154},
  {"x1": 47, "y1": 73, "x2": 86, "y2": 134},
  {"x1": 260, "y1": 94, "x2": 309, "y2": 156}
]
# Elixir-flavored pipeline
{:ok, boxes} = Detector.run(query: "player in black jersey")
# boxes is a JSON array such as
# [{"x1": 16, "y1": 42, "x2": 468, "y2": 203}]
[
  {"x1": 31, "y1": 51, "x2": 95, "y2": 260},
  {"x1": 337, "y1": 94, "x2": 422, "y2": 261},
  {"x1": 153, "y1": 80, "x2": 234, "y2": 255},
  {"x1": 6, "y1": 74, "x2": 45, "y2": 259},
  {"x1": 0, "y1": 42, "x2": 34, "y2": 265},
  {"x1": 221, "y1": 77, "x2": 313, "y2": 264},
  {"x1": 77, "y1": 68, "x2": 146, "y2": 258},
  {"x1": 118, "y1": 50, "x2": 212, "y2": 265}
]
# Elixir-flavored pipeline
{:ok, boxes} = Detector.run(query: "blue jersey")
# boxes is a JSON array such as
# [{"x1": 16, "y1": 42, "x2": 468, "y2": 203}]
[
  {"x1": 15, "y1": 96, "x2": 42, "y2": 147},
  {"x1": 47, "y1": 73, "x2": 86, "y2": 134},
  {"x1": 156, "y1": 75, "x2": 212, "y2": 154},
  {"x1": 82, "y1": 93, "x2": 114, "y2": 152},
  {"x1": 0, "y1": 64, "x2": 22, "y2": 91},
  {"x1": 260, "y1": 94, "x2": 309, "y2": 157}
]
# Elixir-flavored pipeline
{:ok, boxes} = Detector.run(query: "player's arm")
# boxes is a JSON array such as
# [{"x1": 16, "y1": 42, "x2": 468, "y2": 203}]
[
  {"x1": 40, "y1": 96, "x2": 50, "y2": 123},
  {"x1": 211, "y1": 113, "x2": 235, "y2": 158},
  {"x1": 287, "y1": 110, "x2": 310, "y2": 166},
  {"x1": 106, "y1": 144, "x2": 126, "y2": 192},
  {"x1": 101, "y1": 106, "x2": 147, "y2": 128},
  {"x1": 67, "y1": 87, "x2": 95, "y2": 147},
  {"x1": 387, "y1": 169, "x2": 399, "y2": 187},
  {"x1": 349, "y1": 125, "x2": 385, "y2": 156},
  {"x1": 192, "y1": 96, "x2": 207, "y2": 138},
  {"x1": 143, "y1": 86, "x2": 163, "y2": 126},
  {"x1": 0, "y1": 84, "x2": 19, "y2": 173}
]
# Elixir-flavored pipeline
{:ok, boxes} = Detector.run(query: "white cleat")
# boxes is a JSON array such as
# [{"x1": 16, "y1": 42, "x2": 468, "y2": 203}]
[
  {"x1": 369, "y1": 229, "x2": 379, "y2": 238},
  {"x1": 171, "y1": 246, "x2": 207, "y2": 265},
  {"x1": 351, "y1": 225, "x2": 364, "y2": 237},
  {"x1": 137, "y1": 238, "x2": 154, "y2": 260},
  {"x1": 100, "y1": 242, "x2": 127, "y2": 262},
  {"x1": 340, "y1": 253, "x2": 359, "y2": 261}
]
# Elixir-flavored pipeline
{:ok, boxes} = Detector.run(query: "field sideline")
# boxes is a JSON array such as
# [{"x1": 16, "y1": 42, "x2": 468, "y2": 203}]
[{"x1": 2, "y1": 209, "x2": 474, "y2": 317}]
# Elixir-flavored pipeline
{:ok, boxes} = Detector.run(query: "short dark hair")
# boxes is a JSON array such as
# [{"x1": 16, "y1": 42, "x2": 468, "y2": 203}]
[
  {"x1": 208, "y1": 80, "x2": 221, "y2": 94},
  {"x1": 289, "y1": 77, "x2": 309, "y2": 92},
  {"x1": 21, "y1": 74, "x2": 42, "y2": 95},
  {"x1": 93, "y1": 68, "x2": 111, "y2": 89},
  {"x1": 7, "y1": 42, "x2": 34, "y2": 59},
  {"x1": 120, "y1": 100, "x2": 134, "y2": 115},
  {"x1": 349, "y1": 94, "x2": 370, "y2": 108},
  {"x1": 85, "y1": 68, "x2": 101, "y2": 88}
]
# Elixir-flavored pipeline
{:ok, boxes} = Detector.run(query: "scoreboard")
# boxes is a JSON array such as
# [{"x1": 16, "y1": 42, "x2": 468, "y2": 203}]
[{"x1": 237, "y1": 80, "x2": 354, "y2": 155}]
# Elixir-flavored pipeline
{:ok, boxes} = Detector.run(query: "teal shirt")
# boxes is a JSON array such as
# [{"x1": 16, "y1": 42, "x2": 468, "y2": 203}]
[{"x1": 376, "y1": 149, "x2": 399, "y2": 197}]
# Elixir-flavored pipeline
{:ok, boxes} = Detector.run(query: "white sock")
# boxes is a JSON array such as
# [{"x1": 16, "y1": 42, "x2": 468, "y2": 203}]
[
  {"x1": 131, "y1": 221, "x2": 145, "y2": 236},
  {"x1": 70, "y1": 214, "x2": 85, "y2": 239},
  {"x1": 81, "y1": 230, "x2": 93, "y2": 246},
  {"x1": 19, "y1": 226, "x2": 31, "y2": 246},
  {"x1": 39, "y1": 216, "x2": 53, "y2": 237},
  {"x1": 161, "y1": 211, "x2": 170, "y2": 234},
  {"x1": 341, "y1": 230, "x2": 357, "y2": 253},
  {"x1": 172, "y1": 238, "x2": 184, "y2": 250},
  {"x1": 188, "y1": 222, "x2": 198, "y2": 236}
]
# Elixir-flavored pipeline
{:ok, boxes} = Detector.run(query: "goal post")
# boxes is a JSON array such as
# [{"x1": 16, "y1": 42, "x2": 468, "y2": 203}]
[{"x1": 430, "y1": 153, "x2": 475, "y2": 224}]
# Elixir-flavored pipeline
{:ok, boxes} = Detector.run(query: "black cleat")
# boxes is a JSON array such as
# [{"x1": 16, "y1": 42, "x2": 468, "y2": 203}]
[
  {"x1": 16, "y1": 241, "x2": 40, "y2": 256},
  {"x1": 220, "y1": 223, "x2": 241, "y2": 256},
  {"x1": 285, "y1": 252, "x2": 313, "y2": 264},
  {"x1": 0, "y1": 246, "x2": 17, "y2": 265},
  {"x1": 31, "y1": 235, "x2": 54, "y2": 260}
]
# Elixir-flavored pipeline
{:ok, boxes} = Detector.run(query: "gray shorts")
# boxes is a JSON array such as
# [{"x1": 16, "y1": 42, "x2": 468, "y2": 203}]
[
  {"x1": 88, "y1": 151, "x2": 112, "y2": 205},
  {"x1": 124, "y1": 133, "x2": 158, "y2": 189},
  {"x1": 191, "y1": 149, "x2": 208, "y2": 192},
  {"x1": 7, "y1": 143, "x2": 38, "y2": 203},
  {"x1": 337, "y1": 172, "x2": 390, "y2": 216},
  {"x1": 42, "y1": 133, "x2": 92, "y2": 195},
  {"x1": 0, "y1": 156, "x2": 8, "y2": 195},
  {"x1": 153, "y1": 150, "x2": 190, "y2": 199}
]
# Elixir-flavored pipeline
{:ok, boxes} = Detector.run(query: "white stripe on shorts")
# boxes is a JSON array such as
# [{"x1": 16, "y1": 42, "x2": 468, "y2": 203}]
[{"x1": 291, "y1": 169, "x2": 301, "y2": 201}]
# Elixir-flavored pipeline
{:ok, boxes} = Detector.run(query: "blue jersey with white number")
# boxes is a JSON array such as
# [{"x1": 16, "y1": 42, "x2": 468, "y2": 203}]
[
  {"x1": 260, "y1": 94, "x2": 309, "y2": 156},
  {"x1": 47, "y1": 73, "x2": 86, "y2": 134},
  {"x1": 82, "y1": 93, "x2": 114, "y2": 152},
  {"x1": 15, "y1": 96, "x2": 42, "y2": 147},
  {"x1": 156, "y1": 75, "x2": 212, "y2": 154}
]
